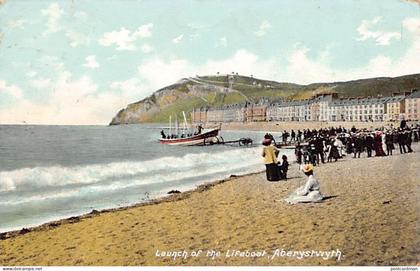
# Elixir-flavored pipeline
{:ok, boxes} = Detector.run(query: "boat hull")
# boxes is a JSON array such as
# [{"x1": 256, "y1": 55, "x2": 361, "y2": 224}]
[{"x1": 159, "y1": 129, "x2": 220, "y2": 146}]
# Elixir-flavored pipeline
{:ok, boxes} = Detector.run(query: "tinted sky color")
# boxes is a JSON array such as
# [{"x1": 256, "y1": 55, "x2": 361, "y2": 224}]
[{"x1": 0, "y1": 0, "x2": 419, "y2": 124}]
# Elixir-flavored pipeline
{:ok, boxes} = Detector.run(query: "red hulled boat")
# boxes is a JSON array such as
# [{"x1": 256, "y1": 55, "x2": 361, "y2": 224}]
[{"x1": 159, "y1": 128, "x2": 220, "y2": 146}]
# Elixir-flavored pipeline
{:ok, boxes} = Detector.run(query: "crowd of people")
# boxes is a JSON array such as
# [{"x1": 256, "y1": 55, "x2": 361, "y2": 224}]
[
  {"x1": 282, "y1": 123, "x2": 419, "y2": 166},
  {"x1": 262, "y1": 121, "x2": 419, "y2": 204}
]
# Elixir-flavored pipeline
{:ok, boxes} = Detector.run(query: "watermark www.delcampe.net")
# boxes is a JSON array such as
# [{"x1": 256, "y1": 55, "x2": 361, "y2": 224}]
[{"x1": 155, "y1": 248, "x2": 343, "y2": 261}]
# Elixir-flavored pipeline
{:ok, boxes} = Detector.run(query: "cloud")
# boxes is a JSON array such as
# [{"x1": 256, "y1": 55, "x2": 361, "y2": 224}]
[
  {"x1": 66, "y1": 29, "x2": 91, "y2": 47},
  {"x1": 99, "y1": 27, "x2": 136, "y2": 51},
  {"x1": 31, "y1": 78, "x2": 51, "y2": 89},
  {"x1": 138, "y1": 57, "x2": 191, "y2": 89},
  {"x1": 111, "y1": 78, "x2": 143, "y2": 94},
  {"x1": 137, "y1": 50, "x2": 279, "y2": 90},
  {"x1": 402, "y1": 17, "x2": 420, "y2": 33},
  {"x1": 41, "y1": 3, "x2": 64, "y2": 35},
  {"x1": 200, "y1": 50, "x2": 278, "y2": 78},
  {"x1": 98, "y1": 23, "x2": 153, "y2": 51},
  {"x1": 26, "y1": 71, "x2": 37, "y2": 78},
  {"x1": 404, "y1": 0, "x2": 420, "y2": 5},
  {"x1": 283, "y1": 16, "x2": 420, "y2": 83},
  {"x1": 357, "y1": 16, "x2": 401, "y2": 45},
  {"x1": 0, "y1": 80, "x2": 23, "y2": 98},
  {"x1": 134, "y1": 23, "x2": 153, "y2": 38},
  {"x1": 255, "y1": 20, "x2": 272, "y2": 37},
  {"x1": 141, "y1": 44, "x2": 153, "y2": 53},
  {"x1": 83, "y1": 55, "x2": 100, "y2": 69},
  {"x1": 0, "y1": 71, "x2": 135, "y2": 125},
  {"x1": 137, "y1": 19, "x2": 420, "y2": 90},
  {"x1": 172, "y1": 34, "x2": 184, "y2": 44},
  {"x1": 0, "y1": 56, "x2": 149, "y2": 124},
  {"x1": 285, "y1": 46, "x2": 336, "y2": 83},
  {"x1": 7, "y1": 19, "x2": 26, "y2": 29}
]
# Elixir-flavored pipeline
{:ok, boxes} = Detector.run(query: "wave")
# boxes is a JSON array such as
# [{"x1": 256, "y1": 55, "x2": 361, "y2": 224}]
[{"x1": 0, "y1": 147, "x2": 262, "y2": 194}]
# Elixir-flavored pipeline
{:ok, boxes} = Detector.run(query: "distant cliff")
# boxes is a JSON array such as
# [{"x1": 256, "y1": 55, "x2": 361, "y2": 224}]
[{"x1": 109, "y1": 73, "x2": 420, "y2": 125}]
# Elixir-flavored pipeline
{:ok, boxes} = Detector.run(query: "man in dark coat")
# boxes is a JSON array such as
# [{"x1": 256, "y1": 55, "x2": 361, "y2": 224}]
[
  {"x1": 405, "y1": 129, "x2": 413, "y2": 153},
  {"x1": 365, "y1": 134, "x2": 374, "y2": 157},
  {"x1": 385, "y1": 132, "x2": 394, "y2": 156},
  {"x1": 400, "y1": 119, "x2": 407, "y2": 129},
  {"x1": 282, "y1": 130, "x2": 289, "y2": 143},
  {"x1": 315, "y1": 136, "x2": 325, "y2": 164},
  {"x1": 397, "y1": 129, "x2": 407, "y2": 154},
  {"x1": 354, "y1": 135, "x2": 364, "y2": 158},
  {"x1": 291, "y1": 130, "x2": 296, "y2": 142},
  {"x1": 297, "y1": 130, "x2": 303, "y2": 142}
]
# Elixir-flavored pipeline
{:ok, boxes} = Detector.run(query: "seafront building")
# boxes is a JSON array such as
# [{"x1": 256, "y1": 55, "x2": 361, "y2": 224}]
[
  {"x1": 405, "y1": 91, "x2": 420, "y2": 121},
  {"x1": 384, "y1": 95, "x2": 406, "y2": 121},
  {"x1": 191, "y1": 90, "x2": 419, "y2": 123}
]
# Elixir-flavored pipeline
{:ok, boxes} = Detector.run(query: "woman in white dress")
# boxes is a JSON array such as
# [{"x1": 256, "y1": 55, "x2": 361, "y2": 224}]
[{"x1": 285, "y1": 164, "x2": 324, "y2": 204}]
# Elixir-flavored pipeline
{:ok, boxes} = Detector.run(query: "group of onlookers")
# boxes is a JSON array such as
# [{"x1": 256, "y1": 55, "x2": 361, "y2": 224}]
[
  {"x1": 262, "y1": 122, "x2": 418, "y2": 181},
  {"x1": 262, "y1": 121, "x2": 418, "y2": 205}
]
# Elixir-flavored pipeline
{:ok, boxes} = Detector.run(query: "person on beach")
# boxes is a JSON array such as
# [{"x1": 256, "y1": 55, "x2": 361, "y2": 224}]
[
  {"x1": 285, "y1": 164, "x2": 323, "y2": 204},
  {"x1": 353, "y1": 135, "x2": 363, "y2": 158},
  {"x1": 365, "y1": 134, "x2": 374, "y2": 158},
  {"x1": 282, "y1": 130, "x2": 289, "y2": 143},
  {"x1": 327, "y1": 138, "x2": 339, "y2": 162},
  {"x1": 374, "y1": 131, "x2": 386, "y2": 156},
  {"x1": 385, "y1": 132, "x2": 395, "y2": 156},
  {"x1": 278, "y1": 155, "x2": 289, "y2": 180},
  {"x1": 397, "y1": 129, "x2": 407, "y2": 154},
  {"x1": 315, "y1": 136, "x2": 325, "y2": 164},
  {"x1": 262, "y1": 137, "x2": 280, "y2": 181},
  {"x1": 404, "y1": 129, "x2": 413, "y2": 153},
  {"x1": 291, "y1": 130, "x2": 296, "y2": 142},
  {"x1": 295, "y1": 143, "x2": 303, "y2": 164},
  {"x1": 297, "y1": 130, "x2": 303, "y2": 142}
]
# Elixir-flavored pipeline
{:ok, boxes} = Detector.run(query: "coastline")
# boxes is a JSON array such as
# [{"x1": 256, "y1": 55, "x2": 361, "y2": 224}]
[
  {"x1": 0, "y1": 170, "x2": 264, "y2": 239},
  {"x1": 1, "y1": 144, "x2": 418, "y2": 266}
]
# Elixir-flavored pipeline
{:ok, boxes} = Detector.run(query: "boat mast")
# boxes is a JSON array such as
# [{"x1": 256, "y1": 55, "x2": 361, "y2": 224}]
[
  {"x1": 182, "y1": 111, "x2": 188, "y2": 135},
  {"x1": 169, "y1": 115, "x2": 172, "y2": 136},
  {"x1": 175, "y1": 115, "x2": 179, "y2": 136}
]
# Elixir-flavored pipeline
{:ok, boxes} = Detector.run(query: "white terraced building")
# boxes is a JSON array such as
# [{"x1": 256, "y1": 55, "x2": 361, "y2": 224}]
[
  {"x1": 405, "y1": 90, "x2": 420, "y2": 121},
  {"x1": 329, "y1": 97, "x2": 388, "y2": 122},
  {"x1": 267, "y1": 100, "x2": 311, "y2": 122},
  {"x1": 221, "y1": 104, "x2": 246, "y2": 122},
  {"x1": 192, "y1": 91, "x2": 418, "y2": 124},
  {"x1": 384, "y1": 95, "x2": 405, "y2": 121}
]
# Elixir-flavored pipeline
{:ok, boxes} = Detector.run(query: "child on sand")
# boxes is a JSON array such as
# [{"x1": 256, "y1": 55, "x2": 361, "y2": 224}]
[{"x1": 279, "y1": 155, "x2": 289, "y2": 180}]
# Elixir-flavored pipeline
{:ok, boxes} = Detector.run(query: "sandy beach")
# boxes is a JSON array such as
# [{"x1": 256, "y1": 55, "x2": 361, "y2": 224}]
[{"x1": 0, "y1": 144, "x2": 418, "y2": 266}]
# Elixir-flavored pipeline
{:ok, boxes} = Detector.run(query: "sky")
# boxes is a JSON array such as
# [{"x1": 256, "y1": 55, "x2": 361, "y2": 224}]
[{"x1": 0, "y1": 0, "x2": 419, "y2": 124}]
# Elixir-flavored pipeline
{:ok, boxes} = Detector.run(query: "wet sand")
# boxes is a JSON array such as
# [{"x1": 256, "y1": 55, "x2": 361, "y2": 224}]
[{"x1": 0, "y1": 145, "x2": 418, "y2": 266}]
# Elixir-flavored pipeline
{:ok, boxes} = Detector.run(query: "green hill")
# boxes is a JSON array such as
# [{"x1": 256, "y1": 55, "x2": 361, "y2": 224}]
[{"x1": 110, "y1": 73, "x2": 420, "y2": 124}]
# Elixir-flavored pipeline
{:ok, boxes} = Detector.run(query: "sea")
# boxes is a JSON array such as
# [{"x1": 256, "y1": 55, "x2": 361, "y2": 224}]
[{"x1": 0, "y1": 124, "x2": 293, "y2": 233}]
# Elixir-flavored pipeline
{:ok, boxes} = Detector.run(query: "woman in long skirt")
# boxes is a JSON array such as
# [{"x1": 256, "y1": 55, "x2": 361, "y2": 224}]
[
  {"x1": 262, "y1": 138, "x2": 280, "y2": 181},
  {"x1": 374, "y1": 131, "x2": 386, "y2": 156}
]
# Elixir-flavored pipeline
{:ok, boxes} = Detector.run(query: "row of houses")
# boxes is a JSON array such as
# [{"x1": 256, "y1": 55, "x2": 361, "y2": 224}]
[{"x1": 191, "y1": 90, "x2": 420, "y2": 123}]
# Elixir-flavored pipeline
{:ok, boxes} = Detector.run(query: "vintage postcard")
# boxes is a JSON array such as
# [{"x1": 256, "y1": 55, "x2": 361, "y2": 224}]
[{"x1": 0, "y1": 0, "x2": 419, "y2": 269}]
